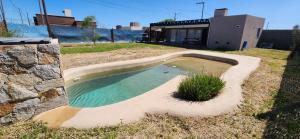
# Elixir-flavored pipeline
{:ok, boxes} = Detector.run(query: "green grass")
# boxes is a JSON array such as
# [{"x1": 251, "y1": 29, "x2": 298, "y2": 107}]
[
  {"x1": 60, "y1": 43, "x2": 173, "y2": 54},
  {"x1": 176, "y1": 74, "x2": 225, "y2": 101}
]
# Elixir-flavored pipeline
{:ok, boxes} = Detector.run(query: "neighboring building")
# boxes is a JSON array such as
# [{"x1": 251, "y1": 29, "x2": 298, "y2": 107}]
[
  {"x1": 116, "y1": 22, "x2": 144, "y2": 30},
  {"x1": 257, "y1": 30, "x2": 293, "y2": 50},
  {"x1": 34, "y1": 9, "x2": 96, "y2": 28},
  {"x1": 150, "y1": 8, "x2": 265, "y2": 50}
]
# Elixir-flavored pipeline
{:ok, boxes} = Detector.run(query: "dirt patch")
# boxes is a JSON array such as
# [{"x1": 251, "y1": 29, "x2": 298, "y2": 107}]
[
  {"x1": 0, "y1": 103, "x2": 15, "y2": 117},
  {"x1": 62, "y1": 47, "x2": 185, "y2": 70},
  {"x1": 39, "y1": 89, "x2": 60, "y2": 102}
]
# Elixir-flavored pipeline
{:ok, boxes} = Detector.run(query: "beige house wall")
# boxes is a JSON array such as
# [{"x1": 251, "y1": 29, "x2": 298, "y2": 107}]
[
  {"x1": 241, "y1": 16, "x2": 265, "y2": 49},
  {"x1": 207, "y1": 15, "x2": 265, "y2": 50}
]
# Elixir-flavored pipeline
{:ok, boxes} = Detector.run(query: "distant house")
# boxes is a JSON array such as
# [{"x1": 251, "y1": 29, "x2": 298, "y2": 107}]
[
  {"x1": 150, "y1": 8, "x2": 265, "y2": 50},
  {"x1": 116, "y1": 22, "x2": 144, "y2": 31},
  {"x1": 34, "y1": 9, "x2": 96, "y2": 28}
]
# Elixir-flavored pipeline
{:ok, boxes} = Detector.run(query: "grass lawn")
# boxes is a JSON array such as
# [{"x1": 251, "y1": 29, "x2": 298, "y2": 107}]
[
  {"x1": 1, "y1": 48, "x2": 299, "y2": 138},
  {"x1": 60, "y1": 43, "x2": 176, "y2": 54}
]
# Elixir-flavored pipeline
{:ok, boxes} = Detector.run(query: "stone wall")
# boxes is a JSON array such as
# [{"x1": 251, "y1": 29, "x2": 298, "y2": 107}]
[{"x1": 0, "y1": 43, "x2": 66, "y2": 124}]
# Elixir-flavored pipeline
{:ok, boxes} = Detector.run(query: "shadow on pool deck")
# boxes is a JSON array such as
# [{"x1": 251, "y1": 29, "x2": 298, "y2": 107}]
[{"x1": 257, "y1": 51, "x2": 300, "y2": 138}]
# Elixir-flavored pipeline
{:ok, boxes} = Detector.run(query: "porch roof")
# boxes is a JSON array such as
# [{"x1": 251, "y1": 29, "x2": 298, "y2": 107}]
[{"x1": 150, "y1": 19, "x2": 210, "y2": 27}]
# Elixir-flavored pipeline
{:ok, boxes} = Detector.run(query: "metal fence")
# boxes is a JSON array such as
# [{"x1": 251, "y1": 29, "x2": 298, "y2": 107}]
[{"x1": 7, "y1": 23, "x2": 145, "y2": 43}]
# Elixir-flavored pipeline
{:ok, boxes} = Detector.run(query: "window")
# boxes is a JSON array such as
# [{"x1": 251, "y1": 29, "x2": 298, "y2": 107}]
[
  {"x1": 215, "y1": 41, "x2": 219, "y2": 44},
  {"x1": 226, "y1": 42, "x2": 230, "y2": 45},
  {"x1": 235, "y1": 25, "x2": 241, "y2": 28}
]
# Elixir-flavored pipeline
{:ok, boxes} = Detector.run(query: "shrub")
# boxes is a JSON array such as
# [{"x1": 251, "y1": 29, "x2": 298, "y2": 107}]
[{"x1": 176, "y1": 74, "x2": 225, "y2": 101}]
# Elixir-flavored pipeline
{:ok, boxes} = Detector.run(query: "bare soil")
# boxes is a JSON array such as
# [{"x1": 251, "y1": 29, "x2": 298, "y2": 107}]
[{"x1": 61, "y1": 47, "x2": 185, "y2": 70}]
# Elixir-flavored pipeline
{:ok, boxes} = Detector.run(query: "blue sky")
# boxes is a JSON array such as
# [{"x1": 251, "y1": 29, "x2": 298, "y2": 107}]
[{"x1": 4, "y1": 0, "x2": 300, "y2": 29}]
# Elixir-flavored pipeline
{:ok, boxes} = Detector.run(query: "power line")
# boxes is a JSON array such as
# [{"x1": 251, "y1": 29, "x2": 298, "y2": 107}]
[
  {"x1": 174, "y1": 12, "x2": 180, "y2": 21},
  {"x1": 9, "y1": 0, "x2": 25, "y2": 24}
]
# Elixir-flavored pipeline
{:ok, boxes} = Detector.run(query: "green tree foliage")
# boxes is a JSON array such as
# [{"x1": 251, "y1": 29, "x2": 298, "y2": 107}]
[
  {"x1": 82, "y1": 16, "x2": 96, "y2": 28},
  {"x1": 82, "y1": 16, "x2": 100, "y2": 45},
  {"x1": 160, "y1": 19, "x2": 175, "y2": 22},
  {"x1": 0, "y1": 30, "x2": 16, "y2": 37}
]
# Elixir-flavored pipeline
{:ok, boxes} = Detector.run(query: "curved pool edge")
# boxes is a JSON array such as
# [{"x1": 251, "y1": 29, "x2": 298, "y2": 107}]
[{"x1": 34, "y1": 50, "x2": 261, "y2": 129}]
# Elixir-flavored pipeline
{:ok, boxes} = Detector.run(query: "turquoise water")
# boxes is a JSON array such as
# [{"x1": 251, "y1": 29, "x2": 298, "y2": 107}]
[{"x1": 67, "y1": 65, "x2": 187, "y2": 108}]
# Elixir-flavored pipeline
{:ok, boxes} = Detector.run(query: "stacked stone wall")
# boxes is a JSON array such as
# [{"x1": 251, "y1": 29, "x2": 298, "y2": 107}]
[{"x1": 0, "y1": 43, "x2": 66, "y2": 124}]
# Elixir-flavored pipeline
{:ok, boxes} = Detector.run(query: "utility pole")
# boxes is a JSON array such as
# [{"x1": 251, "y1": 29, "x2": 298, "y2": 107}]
[
  {"x1": 38, "y1": 0, "x2": 44, "y2": 25},
  {"x1": 18, "y1": 8, "x2": 24, "y2": 24},
  {"x1": 0, "y1": 0, "x2": 8, "y2": 32},
  {"x1": 41, "y1": 0, "x2": 53, "y2": 37},
  {"x1": 196, "y1": 0, "x2": 205, "y2": 19}
]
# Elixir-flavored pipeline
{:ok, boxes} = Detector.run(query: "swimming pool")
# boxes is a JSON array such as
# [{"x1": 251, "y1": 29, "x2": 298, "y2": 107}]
[{"x1": 67, "y1": 57, "x2": 231, "y2": 108}]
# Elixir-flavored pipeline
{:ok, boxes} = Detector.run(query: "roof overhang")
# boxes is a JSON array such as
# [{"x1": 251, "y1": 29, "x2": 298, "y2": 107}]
[
  {"x1": 150, "y1": 19, "x2": 210, "y2": 27},
  {"x1": 155, "y1": 24, "x2": 209, "y2": 29}
]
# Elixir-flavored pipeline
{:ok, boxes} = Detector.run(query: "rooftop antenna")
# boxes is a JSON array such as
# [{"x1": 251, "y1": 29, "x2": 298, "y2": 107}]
[
  {"x1": 196, "y1": 0, "x2": 205, "y2": 19},
  {"x1": 266, "y1": 22, "x2": 269, "y2": 30},
  {"x1": 173, "y1": 12, "x2": 180, "y2": 21}
]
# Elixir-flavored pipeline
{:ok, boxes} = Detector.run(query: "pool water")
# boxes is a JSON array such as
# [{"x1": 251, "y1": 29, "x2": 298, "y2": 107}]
[
  {"x1": 67, "y1": 64, "x2": 187, "y2": 108},
  {"x1": 67, "y1": 57, "x2": 232, "y2": 108}
]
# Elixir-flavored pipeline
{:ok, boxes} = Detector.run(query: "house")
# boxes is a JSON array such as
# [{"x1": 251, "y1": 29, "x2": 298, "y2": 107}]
[
  {"x1": 34, "y1": 9, "x2": 96, "y2": 28},
  {"x1": 149, "y1": 8, "x2": 265, "y2": 50},
  {"x1": 116, "y1": 22, "x2": 144, "y2": 31}
]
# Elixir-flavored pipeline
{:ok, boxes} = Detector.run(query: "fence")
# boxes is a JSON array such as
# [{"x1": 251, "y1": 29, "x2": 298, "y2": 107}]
[{"x1": 7, "y1": 23, "x2": 145, "y2": 43}]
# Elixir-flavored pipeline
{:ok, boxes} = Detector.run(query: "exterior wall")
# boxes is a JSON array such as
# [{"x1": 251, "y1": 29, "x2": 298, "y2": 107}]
[
  {"x1": 34, "y1": 14, "x2": 76, "y2": 26},
  {"x1": 258, "y1": 30, "x2": 293, "y2": 50},
  {"x1": 207, "y1": 15, "x2": 247, "y2": 50},
  {"x1": 0, "y1": 43, "x2": 66, "y2": 124},
  {"x1": 207, "y1": 15, "x2": 265, "y2": 50},
  {"x1": 240, "y1": 15, "x2": 265, "y2": 49}
]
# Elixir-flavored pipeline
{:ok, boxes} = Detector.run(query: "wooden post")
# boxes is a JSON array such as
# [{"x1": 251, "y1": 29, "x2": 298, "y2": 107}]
[
  {"x1": 111, "y1": 28, "x2": 115, "y2": 43},
  {"x1": 148, "y1": 25, "x2": 151, "y2": 43},
  {"x1": 41, "y1": 0, "x2": 53, "y2": 37}
]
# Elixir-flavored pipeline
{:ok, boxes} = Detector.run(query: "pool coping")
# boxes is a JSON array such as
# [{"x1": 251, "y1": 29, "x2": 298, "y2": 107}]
[{"x1": 34, "y1": 50, "x2": 261, "y2": 129}]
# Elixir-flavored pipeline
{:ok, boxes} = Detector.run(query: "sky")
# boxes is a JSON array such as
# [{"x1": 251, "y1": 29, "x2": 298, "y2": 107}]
[{"x1": 3, "y1": 0, "x2": 300, "y2": 29}]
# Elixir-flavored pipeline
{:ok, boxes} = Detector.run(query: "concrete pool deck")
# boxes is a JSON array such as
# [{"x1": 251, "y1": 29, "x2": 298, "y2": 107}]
[{"x1": 34, "y1": 50, "x2": 261, "y2": 129}]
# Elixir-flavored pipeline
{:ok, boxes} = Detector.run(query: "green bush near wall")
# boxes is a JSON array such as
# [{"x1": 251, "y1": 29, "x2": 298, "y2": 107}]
[{"x1": 176, "y1": 74, "x2": 225, "y2": 101}]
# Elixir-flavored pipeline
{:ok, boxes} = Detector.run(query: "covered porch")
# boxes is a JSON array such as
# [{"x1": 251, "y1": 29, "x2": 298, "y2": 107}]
[{"x1": 149, "y1": 19, "x2": 210, "y2": 47}]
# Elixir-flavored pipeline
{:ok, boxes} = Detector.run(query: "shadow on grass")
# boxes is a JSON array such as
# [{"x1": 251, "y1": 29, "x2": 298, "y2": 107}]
[{"x1": 257, "y1": 51, "x2": 300, "y2": 138}]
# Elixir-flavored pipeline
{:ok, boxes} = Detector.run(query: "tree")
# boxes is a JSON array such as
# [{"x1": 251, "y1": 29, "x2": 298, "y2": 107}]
[
  {"x1": 82, "y1": 16, "x2": 100, "y2": 45},
  {"x1": 292, "y1": 25, "x2": 300, "y2": 52},
  {"x1": 0, "y1": 30, "x2": 16, "y2": 37},
  {"x1": 160, "y1": 19, "x2": 175, "y2": 22}
]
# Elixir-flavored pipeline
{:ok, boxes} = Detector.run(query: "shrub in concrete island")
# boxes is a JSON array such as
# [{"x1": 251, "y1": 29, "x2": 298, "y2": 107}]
[{"x1": 176, "y1": 74, "x2": 225, "y2": 101}]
